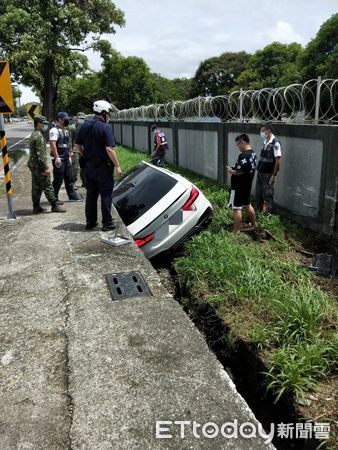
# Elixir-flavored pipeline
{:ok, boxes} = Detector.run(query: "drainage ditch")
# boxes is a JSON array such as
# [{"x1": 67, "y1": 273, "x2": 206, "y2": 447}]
[{"x1": 153, "y1": 261, "x2": 328, "y2": 450}]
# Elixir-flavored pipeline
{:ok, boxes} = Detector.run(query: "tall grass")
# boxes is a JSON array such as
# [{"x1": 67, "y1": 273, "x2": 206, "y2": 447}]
[{"x1": 117, "y1": 145, "x2": 338, "y2": 405}]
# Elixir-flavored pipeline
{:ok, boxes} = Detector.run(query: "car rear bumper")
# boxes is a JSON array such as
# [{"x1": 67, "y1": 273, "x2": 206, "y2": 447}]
[{"x1": 145, "y1": 206, "x2": 213, "y2": 259}]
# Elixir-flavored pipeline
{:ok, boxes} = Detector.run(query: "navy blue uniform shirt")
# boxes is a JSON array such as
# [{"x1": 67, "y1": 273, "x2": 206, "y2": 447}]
[{"x1": 75, "y1": 116, "x2": 115, "y2": 161}]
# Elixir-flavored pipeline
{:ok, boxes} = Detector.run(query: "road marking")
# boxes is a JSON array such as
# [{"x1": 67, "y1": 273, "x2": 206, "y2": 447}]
[{"x1": 7, "y1": 134, "x2": 31, "y2": 150}]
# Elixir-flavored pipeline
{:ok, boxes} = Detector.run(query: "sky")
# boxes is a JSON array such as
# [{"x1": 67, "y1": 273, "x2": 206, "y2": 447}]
[{"x1": 19, "y1": 0, "x2": 337, "y2": 104}]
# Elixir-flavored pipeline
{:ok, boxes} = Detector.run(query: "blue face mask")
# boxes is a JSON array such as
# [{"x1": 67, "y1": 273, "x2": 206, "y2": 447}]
[
  {"x1": 43, "y1": 124, "x2": 48, "y2": 131},
  {"x1": 78, "y1": 119, "x2": 85, "y2": 125},
  {"x1": 260, "y1": 131, "x2": 266, "y2": 141}
]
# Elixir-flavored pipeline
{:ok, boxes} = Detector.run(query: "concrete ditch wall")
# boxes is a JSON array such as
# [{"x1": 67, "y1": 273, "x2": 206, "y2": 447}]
[{"x1": 112, "y1": 121, "x2": 338, "y2": 237}]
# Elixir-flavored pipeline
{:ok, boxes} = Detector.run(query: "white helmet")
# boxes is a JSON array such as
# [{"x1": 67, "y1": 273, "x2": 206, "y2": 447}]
[{"x1": 93, "y1": 100, "x2": 112, "y2": 114}]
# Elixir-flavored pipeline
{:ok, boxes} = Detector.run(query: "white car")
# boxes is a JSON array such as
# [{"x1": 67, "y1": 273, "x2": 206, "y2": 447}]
[{"x1": 112, "y1": 161, "x2": 213, "y2": 259}]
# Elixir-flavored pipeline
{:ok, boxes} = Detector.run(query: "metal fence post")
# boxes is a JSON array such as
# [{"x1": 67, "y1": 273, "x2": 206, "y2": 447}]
[
  {"x1": 314, "y1": 76, "x2": 322, "y2": 123},
  {"x1": 239, "y1": 88, "x2": 243, "y2": 122},
  {"x1": 0, "y1": 114, "x2": 17, "y2": 219}
]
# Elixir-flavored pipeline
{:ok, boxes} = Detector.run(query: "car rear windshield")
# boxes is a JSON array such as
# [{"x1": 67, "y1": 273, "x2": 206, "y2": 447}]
[{"x1": 112, "y1": 163, "x2": 178, "y2": 225}]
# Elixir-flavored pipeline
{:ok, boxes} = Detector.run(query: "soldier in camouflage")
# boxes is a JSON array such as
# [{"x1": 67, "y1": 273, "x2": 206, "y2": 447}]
[
  {"x1": 69, "y1": 112, "x2": 86, "y2": 187},
  {"x1": 28, "y1": 115, "x2": 66, "y2": 214}
]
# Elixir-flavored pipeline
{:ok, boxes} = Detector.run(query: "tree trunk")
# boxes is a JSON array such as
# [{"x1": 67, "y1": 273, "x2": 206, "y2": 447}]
[{"x1": 42, "y1": 56, "x2": 55, "y2": 121}]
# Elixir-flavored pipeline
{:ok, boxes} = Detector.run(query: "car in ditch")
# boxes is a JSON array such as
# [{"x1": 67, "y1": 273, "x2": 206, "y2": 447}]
[{"x1": 112, "y1": 161, "x2": 213, "y2": 259}]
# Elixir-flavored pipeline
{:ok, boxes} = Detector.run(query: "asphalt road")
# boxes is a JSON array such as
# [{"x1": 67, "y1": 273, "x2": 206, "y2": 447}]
[{"x1": 2, "y1": 121, "x2": 32, "y2": 150}]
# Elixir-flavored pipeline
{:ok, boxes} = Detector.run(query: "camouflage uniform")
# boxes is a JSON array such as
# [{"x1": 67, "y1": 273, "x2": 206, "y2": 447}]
[
  {"x1": 68, "y1": 123, "x2": 79, "y2": 183},
  {"x1": 28, "y1": 129, "x2": 57, "y2": 208},
  {"x1": 69, "y1": 113, "x2": 86, "y2": 186}
]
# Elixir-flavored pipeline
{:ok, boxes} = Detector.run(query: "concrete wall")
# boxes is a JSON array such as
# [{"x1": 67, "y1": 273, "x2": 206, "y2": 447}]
[
  {"x1": 121, "y1": 124, "x2": 133, "y2": 148},
  {"x1": 178, "y1": 129, "x2": 218, "y2": 180},
  {"x1": 160, "y1": 127, "x2": 174, "y2": 164},
  {"x1": 134, "y1": 124, "x2": 148, "y2": 153},
  {"x1": 113, "y1": 123, "x2": 122, "y2": 143},
  {"x1": 112, "y1": 120, "x2": 338, "y2": 236}
]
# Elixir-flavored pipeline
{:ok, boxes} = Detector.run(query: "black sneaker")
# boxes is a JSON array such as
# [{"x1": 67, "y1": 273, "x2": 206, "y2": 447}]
[
  {"x1": 102, "y1": 223, "x2": 117, "y2": 231},
  {"x1": 69, "y1": 196, "x2": 83, "y2": 202},
  {"x1": 33, "y1": 206, "x2": 47, "y2": 214},
  {"x1": 85, "y1": 222, "x2": 98, "y2": 230},
  {"x1": 56, "y1": 200, "x2": 64, "y2": 205}
]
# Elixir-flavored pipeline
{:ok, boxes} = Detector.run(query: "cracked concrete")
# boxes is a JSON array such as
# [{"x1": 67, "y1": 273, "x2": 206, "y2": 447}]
[{"x1": 0, "y1": 158, "x2": 275, "y2": 449}]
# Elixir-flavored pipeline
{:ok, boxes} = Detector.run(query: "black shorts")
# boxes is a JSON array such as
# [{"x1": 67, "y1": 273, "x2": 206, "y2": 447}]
[{"x1": 228, "y1": 179, "x2": 253, "y2": 210}]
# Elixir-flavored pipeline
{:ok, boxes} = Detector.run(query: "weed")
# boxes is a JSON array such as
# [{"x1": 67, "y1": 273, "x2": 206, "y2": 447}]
[{"x1": 116, "y1": 145, "x2": 338, "y2": 406}]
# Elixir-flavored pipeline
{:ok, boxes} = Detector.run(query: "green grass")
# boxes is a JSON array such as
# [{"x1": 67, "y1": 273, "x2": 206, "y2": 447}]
[
  {"x1": 117, "y1": 145, "x2": 151, "y2": 171},
  {"x1": 116, "y1": 145, "x2": 338, "y2": 407}
]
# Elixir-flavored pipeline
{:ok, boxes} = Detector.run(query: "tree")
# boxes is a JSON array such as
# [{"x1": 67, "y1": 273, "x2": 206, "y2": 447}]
[
  {"x1": 300, "y1": 13, "x2": 338, "y2": 80},
  {"x1": 0, "y1": 0, "x2": 125, "y2": 119},
  {"x1": 92, "y1": 42, "x2": 153, "y2": 109},
  {"x1": 101, "y1": 54, "x2": 154, "y2": 108},
  {"x1": 56, "y1": 72, "x2": 104, "y2": 115},
  {"x1": 151, "y1": 74, "x2": 192, "y2": 103},
  {"x1": 189, "y1": 52, "x2": 251, "y2": 97},
  {"x1": 236, "y1": 42, "x2": 302, "y2": 90}
]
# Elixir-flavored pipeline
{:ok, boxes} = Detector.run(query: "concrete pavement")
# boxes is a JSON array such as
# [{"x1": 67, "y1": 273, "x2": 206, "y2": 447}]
[{"x1": 0, "y1": 156, "x2": 275, "y2": 449}]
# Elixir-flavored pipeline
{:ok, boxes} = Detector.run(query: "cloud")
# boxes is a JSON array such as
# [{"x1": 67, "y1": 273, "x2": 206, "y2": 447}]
[
  {"x1": 19, "y1": 0, "x2": 338, "y2": 101},
  {"x1": 264, "y1": 21, "x2": 304, "y2": 45}
]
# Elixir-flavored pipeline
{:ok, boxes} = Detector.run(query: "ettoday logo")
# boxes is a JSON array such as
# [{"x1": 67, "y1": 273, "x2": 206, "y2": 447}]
[{"x1": 155, "y1": 420, "x2": 332, "y2": 443}]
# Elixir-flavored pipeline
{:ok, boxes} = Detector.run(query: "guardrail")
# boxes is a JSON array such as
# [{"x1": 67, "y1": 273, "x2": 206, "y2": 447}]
[{"x1": 111, "y1": 78, "x2": 338, "y2": 124}]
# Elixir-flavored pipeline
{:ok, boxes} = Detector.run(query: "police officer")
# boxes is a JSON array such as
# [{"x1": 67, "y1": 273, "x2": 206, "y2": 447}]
[
  {"x1": 256, "y1": 123, "x2": 282, "y2": 213},
  {"x1": 151, "y1": 124, "x2": 168, "y2": 167},
  {"x1": 28, "y1": 115, "x2": 66, "y2": 214},
  {"x1": 69, "y1": 112, "x2": 86, "y2": 187},
  {"x1": 75, "y1": 100, "x2": 122, "y2": 231},
  {"x1": 49, "y1": 112, "x2": 81, "y2": 203}
]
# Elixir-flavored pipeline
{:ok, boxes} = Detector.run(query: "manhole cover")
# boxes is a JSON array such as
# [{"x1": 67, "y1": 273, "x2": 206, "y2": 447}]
[{"x1": 105, "y1": 271, "x2": 152, "y2": 300}]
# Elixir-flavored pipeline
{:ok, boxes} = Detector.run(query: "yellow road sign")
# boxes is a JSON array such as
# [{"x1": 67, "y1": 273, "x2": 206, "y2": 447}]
[
  {"x1": 26, "y1": 103, "x2": 41, "y2": 121},
  {"x1": 0, "y1": 61, "x2": 14, "y2": 114}
]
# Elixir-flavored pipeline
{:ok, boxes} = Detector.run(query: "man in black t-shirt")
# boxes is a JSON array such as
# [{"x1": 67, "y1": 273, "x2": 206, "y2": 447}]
[{"x1": 226, "y1": 134, "x2": 257, "y2": 233}]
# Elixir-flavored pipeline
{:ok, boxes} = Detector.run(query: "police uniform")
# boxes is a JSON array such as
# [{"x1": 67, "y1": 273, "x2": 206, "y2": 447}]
[
  {"x1": 49, "y1": 124, "x2": 79, "y2": 201},
  {"x1": 151, "y1": 128, "x2": 168, "y2": 167},
  {"x1": 75, "y1": 116, "x2": 116, "y2": 228},
  {"x1": 256, "y1": 135, "x2": 281, "y2": 213},
  {"x1": 28, "y1": 127, "x2": 58, "y2": 211}
]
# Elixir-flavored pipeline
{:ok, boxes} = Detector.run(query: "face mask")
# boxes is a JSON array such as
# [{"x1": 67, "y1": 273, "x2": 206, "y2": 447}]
[
  {"x1": 64, "y1": 119, "x2": 69, "y2": 127},
  {"x1": 43, "y1": 124, "x2": 48, "y2": 131},
  {"x1": 260, "y1": 131, "x2": 266, "y2": 141},
  {"x1": 78, "y1": 119, "x2": 84, "y2": 125}
]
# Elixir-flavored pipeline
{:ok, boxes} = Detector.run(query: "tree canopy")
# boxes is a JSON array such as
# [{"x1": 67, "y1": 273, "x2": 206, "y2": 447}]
[
  {"x1": 56, "y1": 40, "x2": 193, "y2": 113},
  {"x1": 300, "y1": 13, "x2": 338, "y2": 80},
  {"x1": 236, "y1": 42, "x2": 302, "y2": 90},
  {"x1": 189, "y1": 52, "x2": 251, "y2": 97},
  {"x1": 0, "y1": 0, "x2": 125, "y2": 119}
]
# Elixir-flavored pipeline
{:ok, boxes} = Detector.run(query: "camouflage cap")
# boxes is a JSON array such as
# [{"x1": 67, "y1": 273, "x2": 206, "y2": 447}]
[
  {"x1": 77, "y1": 112, "x2": 86, "y2": 118},
  {"x1": 34, "y1": 115, "x2": 48, "y2": 124}
]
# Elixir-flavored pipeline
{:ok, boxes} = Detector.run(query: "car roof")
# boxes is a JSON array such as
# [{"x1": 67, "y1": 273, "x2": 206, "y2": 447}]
[{"x1": 140, "y1": 161, "x2": 192, "y2": 188}]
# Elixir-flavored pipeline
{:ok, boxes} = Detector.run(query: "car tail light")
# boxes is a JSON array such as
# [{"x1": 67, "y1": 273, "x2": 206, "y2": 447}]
[
  {"x1": 182, "y1": 186, "x2": 199, "y2": 211},
  {"x1": 134, "y1": 233, "x2": 155, "y2": 247}
]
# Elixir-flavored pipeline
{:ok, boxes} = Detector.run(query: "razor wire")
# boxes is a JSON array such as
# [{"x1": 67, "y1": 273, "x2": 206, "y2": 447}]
[{"x1": 111, "y1": 78, "x2": 338, "y2": 124}]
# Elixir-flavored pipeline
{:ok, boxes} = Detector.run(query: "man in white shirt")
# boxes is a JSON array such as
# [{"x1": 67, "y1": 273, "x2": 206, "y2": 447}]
[{"x1": 256, "y1": 123, "x2": 281, "y2": 213}]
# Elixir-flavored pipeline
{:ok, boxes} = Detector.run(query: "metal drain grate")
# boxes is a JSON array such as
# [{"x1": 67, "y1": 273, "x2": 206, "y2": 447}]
[{"x1": 105, "y1": 271, "x2": 152, "y2": 300}]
